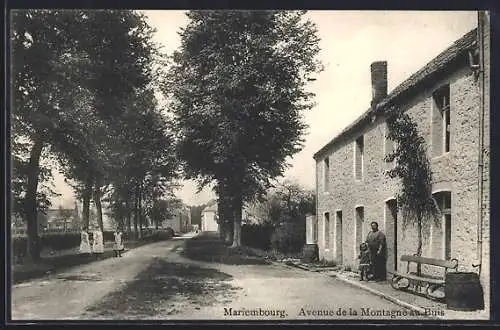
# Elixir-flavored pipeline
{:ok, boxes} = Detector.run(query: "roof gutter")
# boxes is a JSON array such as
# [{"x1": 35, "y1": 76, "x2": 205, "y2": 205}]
[{"x1": 473, "y1": 11, "x2": 486, "y2": 276}]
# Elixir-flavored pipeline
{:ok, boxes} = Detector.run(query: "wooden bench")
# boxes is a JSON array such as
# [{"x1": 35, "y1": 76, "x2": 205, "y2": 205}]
[{"x1": 391, "y1": 255, "x2": 458, "y2": 301}]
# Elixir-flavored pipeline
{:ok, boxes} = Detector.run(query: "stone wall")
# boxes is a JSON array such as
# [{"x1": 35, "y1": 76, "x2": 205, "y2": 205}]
[{"x1": 315, "y1": 62, "x2": 484, "y2": 285}]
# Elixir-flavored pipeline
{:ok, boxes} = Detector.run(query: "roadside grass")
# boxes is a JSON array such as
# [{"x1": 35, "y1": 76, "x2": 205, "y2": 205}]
[{"x1": 181, "y1": 232, "x2": 272, "y2": 265}]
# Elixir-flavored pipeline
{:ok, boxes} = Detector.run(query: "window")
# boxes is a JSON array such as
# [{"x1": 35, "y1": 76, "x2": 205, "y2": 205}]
[
  {"x1": 384, "y1": 121, "x2": 396, "y2": 169},
  {"x1": 432, "y1": 191, "x2": 452, "y2": 259},
  {"x1": 385, "y1": 199, "x2": 398, "y2": 271},
  {"x1": 324, "y1": 157, "x2": 330, "y2": 191},
  {"x1": 354, "y1": 135, "x2": 364, "y2": 180},
  {"x1": 335, "y1": 211, "x2": 343, "y2": 261},
  {"x1": 324, "y1": 212, "x2": 330, "y2": 249},
  {"x1": 432, "y1": 85, "x2": 451, "y2": 156},
  {"x1": 313, "y1": 216, "x2": 318, "y2": 243}
]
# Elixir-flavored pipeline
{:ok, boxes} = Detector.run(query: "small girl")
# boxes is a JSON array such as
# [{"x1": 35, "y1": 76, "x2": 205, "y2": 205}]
[
  {"x1": 358, "y1": 242, "x2": 372, "y2": 281},
  {"x1": 79, "y1": 228, "x2": 92, "y2": 257},
  {"x1": 113, "y1": 230, "x2": 124, "y2": 257},
  {"x1": 92, "y1": 229, "x2": 104, "y2": 259}
]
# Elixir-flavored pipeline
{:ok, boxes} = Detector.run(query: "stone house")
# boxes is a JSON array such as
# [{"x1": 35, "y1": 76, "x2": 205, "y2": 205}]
[
  {"x1": 161, "y1": 205, "x2": 192, "y2": 234},
  {"x1": 39, "y1": 207, "x2": 80, "y2": 232},
  {"x1": 311, "y1": 14, "x2": 489, "y2": 307},
  {"x1": 201, "y1": 203, "x2": 219, "y2": 232},
  {"x1": 11, "y1": 203, "x2": 81, "y2": 235}
]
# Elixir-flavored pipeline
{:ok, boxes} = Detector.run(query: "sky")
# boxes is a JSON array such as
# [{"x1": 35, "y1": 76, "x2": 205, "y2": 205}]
[{"x1": 48, "y1": 10, "x2": 478, "y2": 208}]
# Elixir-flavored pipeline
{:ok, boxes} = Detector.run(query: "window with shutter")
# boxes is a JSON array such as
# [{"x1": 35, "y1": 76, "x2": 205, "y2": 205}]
[
  {"x1": 431, "y1": 191, "x2": 452, "y2": 259},
  {"x1": 384, "y1": 122, "x2": 396, "y2": 170},
  {"x1": 354, "y1": 135, "x2": 364, "y2": 180},
  {"x1": 324, "y1": 212, "x2": 330, "y2": 249},
  {"x1": 432, "y1": 85, "x2": 451, "y2": 156},
  {"x1": 324, "y1": 157, "x2": 329, "y2": 191}
]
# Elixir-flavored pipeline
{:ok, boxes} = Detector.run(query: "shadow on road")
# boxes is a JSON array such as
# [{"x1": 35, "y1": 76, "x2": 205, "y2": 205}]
[
  {"x1": 181, "y1": 232, "x2": 272, "y2": 265},
  {"x1": 12, "y1": 237, "x2": 173, "y2": 285},
  {"x1": 12, "y1": 251, "x2": 118, "y2": 284},
  {"x1": 84, "y1": 258, "x2": 241, "y2": 318}
]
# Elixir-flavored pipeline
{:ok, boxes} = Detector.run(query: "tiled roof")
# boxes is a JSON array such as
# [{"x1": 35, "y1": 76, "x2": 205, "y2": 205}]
[{"x1": 313, "y1": 28, "x2": 477, "y2": 160}]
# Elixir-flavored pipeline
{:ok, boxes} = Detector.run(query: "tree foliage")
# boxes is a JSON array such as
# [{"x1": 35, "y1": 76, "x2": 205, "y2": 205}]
[
  {"x1": 245, "y1": 180, "x2": 315, "y2": 226},
  {"x1": 11, "y1": 9, "x2": 179, "y2": 260},
  {"x1": 164, "y1": 10, "x2": 322, "y2": 246},
  {"x1": 384, "y1": 110, "x2": 439, "y2": 257}
]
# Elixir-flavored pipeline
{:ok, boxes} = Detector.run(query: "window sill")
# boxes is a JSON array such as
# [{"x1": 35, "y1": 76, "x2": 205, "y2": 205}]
[{"x1": 432, "y1": 152, "x2": 451, "y2": 161}]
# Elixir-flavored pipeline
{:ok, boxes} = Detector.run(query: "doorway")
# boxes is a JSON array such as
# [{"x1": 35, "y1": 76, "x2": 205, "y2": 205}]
[
  {"x1": 355, "y1": 206, "x2": 364, "y2": 256},
  {"x1": 335, "y1": 211, "x2": 343, "y2": 263},
  {"x1": 385, "y1": 199, "x2": 398, "y2": 272}
]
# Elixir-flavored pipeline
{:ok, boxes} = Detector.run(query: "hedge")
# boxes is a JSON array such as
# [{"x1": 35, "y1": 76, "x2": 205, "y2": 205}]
[
  {"x1": 12, "y1": 228, "x2": 175, "y2": 258},
  {"x1": 270, "y1": 221, "x2": 306, "y2": 254},
  {"x1": 241, "y1": 223, "x2": 274, "y2": 250}
]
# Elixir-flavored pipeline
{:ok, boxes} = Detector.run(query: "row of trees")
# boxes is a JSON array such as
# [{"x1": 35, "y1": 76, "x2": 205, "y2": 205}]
[
  {"x1": 162, "y1": 10, "x2": 440, "y2": 259},
  {"x1": 12, "y1": 10, "x2": 180, "y2": 262},
  {"x1": 161, "y1": 10, "x2": 438, "y2": 259},
  {"x1": 165, "y1": 10, "x2": 323, "y2": 247},
  {"x1": 12, "y1": 10, "x2": 324, "y2": 262}
]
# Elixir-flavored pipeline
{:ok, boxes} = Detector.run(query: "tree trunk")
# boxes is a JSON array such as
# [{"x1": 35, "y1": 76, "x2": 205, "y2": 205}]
[
  {"x1": 223, "y1": 198, "x2": 234, "y2": 245},
  {"x1": 416, "y1": 214, "x2": 423, "y2": 276},
  {"x1": 138, "y1": 182, "x2": 143, "y2": 239},
  {"x1": 133, "y1": 186, "x2": 138, "y2": 240},
  {"x1": 94, "y1": 178, "x2": 104, "y2": 232},
  {"x1": 126, "y1": 196, "x2": 132, "y2": 236},
  {"x1": 25, "y1": 137, "x2": 44, "y2": 263},
  {"x1": 226, "y1": 221, "x2": 234, "y2": 245},
  {"x1": 231, "y1": 194, "x2": 243, "y2": 248},
  {"x1": 82, "y1": 171, "x2": 93, "y2": 230},
  {"x1": 217, "y1": 198, "x2": 225, "y2": 240}
]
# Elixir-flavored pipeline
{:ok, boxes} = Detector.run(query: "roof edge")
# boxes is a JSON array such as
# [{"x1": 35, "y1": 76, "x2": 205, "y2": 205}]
[{"x1": 313, "y1": 28, "x2": 477, "y2": 161}]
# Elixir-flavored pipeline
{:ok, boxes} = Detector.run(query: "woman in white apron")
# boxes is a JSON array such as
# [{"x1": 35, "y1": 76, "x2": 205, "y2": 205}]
[
  {"x1": 113, "y1": 230, "x2": 124, "y2": 257},
  {"x1": 79, "y1": 229, "x2": 91, "y2": 256},
  {"x1": 92, "y1": 229, "x2": 104, "y2": 258}
]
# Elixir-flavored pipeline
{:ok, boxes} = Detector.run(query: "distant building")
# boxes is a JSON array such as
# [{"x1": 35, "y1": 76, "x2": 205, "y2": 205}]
[
  {"x1": 11, "y1": 202, "x2": 81, "y2": 235},
  {"x1": 161, "y1": 205, "x2": 192, "y2": 234},
  {"x1": 39, "y1": 205, "x2": 80, "y2": 232},
  {"x1": 201, "y1": 203, "x2": 218, "y2": 232}
]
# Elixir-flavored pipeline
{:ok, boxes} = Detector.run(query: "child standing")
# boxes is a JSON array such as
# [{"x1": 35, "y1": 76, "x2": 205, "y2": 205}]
[
  {"x1": 79, "y1": 229, "x2": 92, "y2": 257},
  {"x1": 358, "y1": 242, "x2": 372, "y2": 281},
  {"x1": 113, "y1": 230, "x2": 124, "y2": 257},
  {"x1": 92, "y1": 229, "x2": 104, "y2": 259}
]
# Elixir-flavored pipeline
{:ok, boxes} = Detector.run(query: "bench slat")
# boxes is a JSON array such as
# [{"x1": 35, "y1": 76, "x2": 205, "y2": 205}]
[
  {"x1": 395, "y1": 273, "x2": 445, "y2": 284},
  {"x1": 400, "y1": 255, "x2": 458, "y2": 269},
  {"x1": 393, "y1": 271, "x2": 445, "y2": 285}
]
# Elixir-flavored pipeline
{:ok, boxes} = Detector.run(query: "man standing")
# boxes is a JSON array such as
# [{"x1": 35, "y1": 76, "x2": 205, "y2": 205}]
[{"x1": 366, "y1": 221, "x2": 387, "y2": 281}]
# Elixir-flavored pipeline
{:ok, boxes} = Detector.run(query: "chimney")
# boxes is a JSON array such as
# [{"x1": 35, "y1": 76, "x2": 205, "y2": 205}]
[{"x1": 370, "y1": 61, "x2": 388, "y2": 110}]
